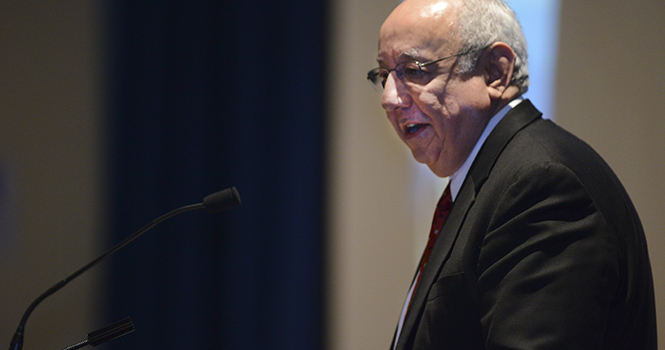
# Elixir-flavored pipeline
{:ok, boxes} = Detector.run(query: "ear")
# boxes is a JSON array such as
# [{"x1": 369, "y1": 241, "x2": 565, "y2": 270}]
[{"x1": 482, "y1": 42, "x2": 516, "y2": 100}]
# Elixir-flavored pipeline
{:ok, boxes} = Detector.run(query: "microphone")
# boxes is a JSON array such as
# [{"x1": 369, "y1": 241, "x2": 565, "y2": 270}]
[
  {"x1": 8, "y1": 187, "x2": 241, "y2": 350},
  {"x1": 203, "y1": 186, "x2": 241, "y2": 214},
  {"x1": 61, "y1": 317, "x2": 136, "y2": 350}
]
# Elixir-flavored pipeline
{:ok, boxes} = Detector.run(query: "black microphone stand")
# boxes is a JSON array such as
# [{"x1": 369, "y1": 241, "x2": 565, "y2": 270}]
[
  {"x1": 8, "y1": 187, "x2": 241, "y2": 350},
  {"x1": 61, "y1": 317, "x2": 135, "y2": 350}
]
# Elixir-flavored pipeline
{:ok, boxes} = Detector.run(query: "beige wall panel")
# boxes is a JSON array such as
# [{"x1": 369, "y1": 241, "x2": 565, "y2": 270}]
[
  {"x1": 325, "y1": 0, "x2": 420, "y2": 348},
  {"x1": 0, "y1": 2, "x2": 105, "y2": 349}
]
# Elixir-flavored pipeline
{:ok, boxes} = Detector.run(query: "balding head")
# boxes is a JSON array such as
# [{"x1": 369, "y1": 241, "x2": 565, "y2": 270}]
[{"x1": 379, "y1": 0, "x2": 463, "y2": 62}]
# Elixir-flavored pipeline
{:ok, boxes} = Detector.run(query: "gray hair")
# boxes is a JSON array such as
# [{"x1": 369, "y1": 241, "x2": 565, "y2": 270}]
[{"x1": 455, "y1": 0, "x2": 529, "y2": 94}]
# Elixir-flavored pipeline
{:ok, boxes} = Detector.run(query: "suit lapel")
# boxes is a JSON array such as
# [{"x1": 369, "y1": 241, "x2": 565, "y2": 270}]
[{"x1": 394, "y1": 100, "x2": 542, "y2": 350}]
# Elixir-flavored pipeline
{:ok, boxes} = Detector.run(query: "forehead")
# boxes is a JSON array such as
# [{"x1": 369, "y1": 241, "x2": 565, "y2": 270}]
[{"x1": 377, "y1": 0, "x2": 459, "y2": 62}]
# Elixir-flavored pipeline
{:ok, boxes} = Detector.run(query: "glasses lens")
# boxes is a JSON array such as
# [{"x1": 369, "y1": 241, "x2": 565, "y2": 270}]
[
  {"x1": 367, "y1": 68, "x2": 385, "y2": 89},
  {"x1": 366, "y1": 61, "x2": 428, "y2": 90},
  {"x1": 401, "y1": 62, "x2": 428, "y2": 83}
]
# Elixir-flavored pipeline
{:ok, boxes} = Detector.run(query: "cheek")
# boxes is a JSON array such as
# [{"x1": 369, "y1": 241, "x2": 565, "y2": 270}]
[
  {"x1": 417, "y1": 90, "x2": 453, "y2": 121},
  {"x1": 440, "y1": 96, "x2": 460, "y2": 118},
  {"x1": 418, "y1": 90, "x2": 440, "y2": 107},
  {"x1": 416, "y1": 82, "x2": 462, "y2": 120},
  {"x1": 452, "y1": 77, "x2": 490, "y2": 109}
]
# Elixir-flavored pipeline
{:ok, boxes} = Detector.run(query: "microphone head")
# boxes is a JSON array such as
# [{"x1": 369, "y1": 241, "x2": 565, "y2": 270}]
[{"x1": 203, "y1": 187, "x2": 241, "y2": 214}]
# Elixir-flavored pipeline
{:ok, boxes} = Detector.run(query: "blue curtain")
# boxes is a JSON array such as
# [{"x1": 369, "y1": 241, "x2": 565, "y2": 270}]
[{"x1": 104, "y1": 1, "x2": 325, "y2": 349}]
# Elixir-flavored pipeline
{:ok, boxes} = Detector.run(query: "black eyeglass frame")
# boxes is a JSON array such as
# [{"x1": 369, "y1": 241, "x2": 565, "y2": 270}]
[{"x1": 367, "y1": 47, "x2": 485, "y2": 89}]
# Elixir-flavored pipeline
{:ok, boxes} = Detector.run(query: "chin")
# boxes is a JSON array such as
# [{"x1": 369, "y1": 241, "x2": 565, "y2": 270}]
[
  {"x1": 410, "y1": 151, "x2": 433, "y2": 166},
  {"x1": 425, "y1": 159, "x2": 456, "y2": 178},
  {"x1": 410, "y1": 149, "x2": 440, "y2": 168},
  {"x1": 429, "y1": 167, "x2": 453, "y2": 178}
]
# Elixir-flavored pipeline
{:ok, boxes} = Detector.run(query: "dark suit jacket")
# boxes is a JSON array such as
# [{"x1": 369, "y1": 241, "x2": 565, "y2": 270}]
[{"x1": 392, "y1": 100, "x2": 657, "y2": 350}]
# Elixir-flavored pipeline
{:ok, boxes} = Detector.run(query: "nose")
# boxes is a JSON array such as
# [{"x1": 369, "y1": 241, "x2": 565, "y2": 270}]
[{"x1": 381, "y1": 73, "x2": 411, "y2": 111}]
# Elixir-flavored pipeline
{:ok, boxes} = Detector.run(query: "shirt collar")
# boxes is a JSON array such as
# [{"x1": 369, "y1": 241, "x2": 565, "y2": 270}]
[{"x1": 449, "y1": 98, "x2": 523, "y2": 201}]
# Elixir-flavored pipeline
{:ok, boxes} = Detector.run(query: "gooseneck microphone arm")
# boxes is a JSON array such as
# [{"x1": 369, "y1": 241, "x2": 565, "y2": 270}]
[{"x1": 8, "y1": 187, "x2": 241, "y2": 350}]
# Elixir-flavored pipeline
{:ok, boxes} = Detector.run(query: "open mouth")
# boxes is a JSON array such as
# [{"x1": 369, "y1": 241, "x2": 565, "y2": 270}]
[{"x1": 405, "y1": 123, "x2": 427, "y2": 136}]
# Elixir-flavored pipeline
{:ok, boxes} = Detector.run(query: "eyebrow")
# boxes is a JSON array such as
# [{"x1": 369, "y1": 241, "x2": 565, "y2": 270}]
[{"x1": 376, "y1": 48, "x2": 422, "y2": 64}]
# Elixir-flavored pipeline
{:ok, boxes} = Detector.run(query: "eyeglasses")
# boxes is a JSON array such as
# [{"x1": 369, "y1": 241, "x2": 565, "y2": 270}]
[{"x1": 366, "y1": 48, "x2": 481, "y2": 90}]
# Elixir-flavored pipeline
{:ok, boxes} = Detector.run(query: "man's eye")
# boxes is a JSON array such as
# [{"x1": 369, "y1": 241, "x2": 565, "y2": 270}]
[{"x1": 402, "y1": 63, "x2": 426, "y2": 81}]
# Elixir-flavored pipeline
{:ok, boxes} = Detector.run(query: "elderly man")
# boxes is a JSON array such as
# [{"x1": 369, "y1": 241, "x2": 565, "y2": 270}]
[{"x1": 368, "y1": 0, "x2": 657, "y2": 349}]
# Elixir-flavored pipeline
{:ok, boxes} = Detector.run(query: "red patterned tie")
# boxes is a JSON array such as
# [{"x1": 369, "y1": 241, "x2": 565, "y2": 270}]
[
  {"x1": 419, "y1": 185, "x2": 453, "y2": 275},
  {"x1": 408, "y1": 184, "x2": 453, "y2": 310}
]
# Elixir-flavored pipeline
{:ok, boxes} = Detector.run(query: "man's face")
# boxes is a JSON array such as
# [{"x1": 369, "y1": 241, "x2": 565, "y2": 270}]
[{"x1": 377, "y1": 0, "x2": 492, "y2": 177}]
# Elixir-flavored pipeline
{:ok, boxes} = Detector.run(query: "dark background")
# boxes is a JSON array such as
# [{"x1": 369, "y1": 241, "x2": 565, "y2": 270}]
[{"x1": 106, "y1": 1, "x2": 326, "y2": 349}]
